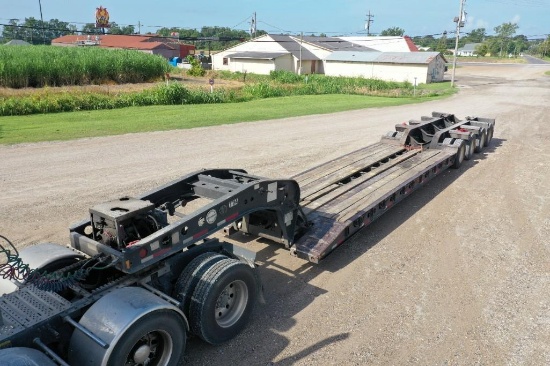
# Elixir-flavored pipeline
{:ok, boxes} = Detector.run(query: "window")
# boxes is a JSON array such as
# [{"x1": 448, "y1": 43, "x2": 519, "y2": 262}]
[{"x1": 223, "y1": 58, "x2": 228, "y2": 65}]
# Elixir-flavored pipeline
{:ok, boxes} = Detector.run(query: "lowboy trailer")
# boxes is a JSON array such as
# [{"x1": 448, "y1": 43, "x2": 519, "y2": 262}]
[{"x1": 0, "y1": 112, "x2": 494, "y2": 365}]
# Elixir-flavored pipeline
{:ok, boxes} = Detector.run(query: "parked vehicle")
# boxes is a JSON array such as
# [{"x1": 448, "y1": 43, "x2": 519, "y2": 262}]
[{"x1": 0, "y1": 112, "x2": 494, "y2": 365}]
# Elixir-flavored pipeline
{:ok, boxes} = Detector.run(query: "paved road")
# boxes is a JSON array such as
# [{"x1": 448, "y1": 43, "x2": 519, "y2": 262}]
[
  {"x1": 524, "y1": 55, "x2": 550, "y2": 64},
  {"x1": 0, "y1": 63, "x2": 549, "y2": 365}
]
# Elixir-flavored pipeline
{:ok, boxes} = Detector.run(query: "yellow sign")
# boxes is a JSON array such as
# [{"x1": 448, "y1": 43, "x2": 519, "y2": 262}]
[{"x1": 95, "y1": 6, "x2": 110, "y2": 28}]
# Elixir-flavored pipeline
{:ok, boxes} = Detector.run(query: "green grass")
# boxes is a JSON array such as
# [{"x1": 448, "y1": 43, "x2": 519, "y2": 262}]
[
  {"x1": 455, "y1": 56, "x2": 526, "y2": 63},
  {"x1": 0, "y1": 94, "x2": 448, "y2": 144},
  {"x1": 0, "y1": 46, "x2": 169, "y2": 88},
  {"x1": 545, "y1": 70, "x2": 550, "y2": 76}
]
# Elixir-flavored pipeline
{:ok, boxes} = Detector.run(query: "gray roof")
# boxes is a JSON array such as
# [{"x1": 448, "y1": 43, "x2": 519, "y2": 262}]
[
  {"x1": 458, "y1": 43, "x2": 481, "y2": 51},
  {"x1": 269, "y1": 35, "x2": 320, "y2": 60},
  {"x1": 4, "y1": 39, "x2": 31, "y2": 46},
  {"x1": 298, "y1": 35, "x2": 372, "y2": 52},
  {"x1": 227, "y1": 51, "x2": 289, "y2": 60},
  {"x1": 326, "y1": 51, "x2": 445, "y2": 64}
]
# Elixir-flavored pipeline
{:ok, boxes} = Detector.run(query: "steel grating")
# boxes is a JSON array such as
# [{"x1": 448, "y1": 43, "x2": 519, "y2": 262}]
[{"x1": 0, "y1": 285, "x2": 71, "y2": 338}]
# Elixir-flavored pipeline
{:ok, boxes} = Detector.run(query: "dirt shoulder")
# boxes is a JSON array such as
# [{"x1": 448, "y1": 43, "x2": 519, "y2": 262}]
[{"x1": 0, "y1": 63, "x2": 549, "y2": 365}]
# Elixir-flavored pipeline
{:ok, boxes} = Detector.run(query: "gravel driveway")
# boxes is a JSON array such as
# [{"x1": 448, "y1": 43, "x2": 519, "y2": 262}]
[{"x1": 1, "y1": 63, "x2": 549, "y2": 365}]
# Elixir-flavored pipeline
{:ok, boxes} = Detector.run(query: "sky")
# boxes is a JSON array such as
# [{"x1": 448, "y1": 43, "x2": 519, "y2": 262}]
[{"x1": 1, "y1": 0, "x2": 549, "y2": 39}]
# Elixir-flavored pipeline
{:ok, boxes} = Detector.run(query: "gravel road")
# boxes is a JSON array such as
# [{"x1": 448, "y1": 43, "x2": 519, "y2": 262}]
[{"x1": 1, "y1": 63, "x2": 549, "y2": 365}]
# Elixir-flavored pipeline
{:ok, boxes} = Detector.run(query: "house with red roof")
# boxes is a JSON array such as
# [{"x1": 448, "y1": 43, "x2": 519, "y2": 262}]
[{"x1": 51, "y1": 34, "x2": 194, "y2": 60}]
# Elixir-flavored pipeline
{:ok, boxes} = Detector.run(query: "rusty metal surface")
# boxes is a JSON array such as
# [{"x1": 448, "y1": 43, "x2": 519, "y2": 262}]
[
  {"x1": 293, "y1": 146, "x2": 455, "y2": 262},
  {"x1": 293, "y1": 143, "x2": 404, "y2": 198}
]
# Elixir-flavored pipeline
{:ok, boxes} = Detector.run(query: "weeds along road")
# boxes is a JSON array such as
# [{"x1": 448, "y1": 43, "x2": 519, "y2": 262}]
[{"x1": 1, "y1": 63, "x2": 549, "y2": 365}]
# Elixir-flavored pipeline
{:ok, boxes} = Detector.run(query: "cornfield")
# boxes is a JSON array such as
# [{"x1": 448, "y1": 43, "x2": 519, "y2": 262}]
[{"x1": 0, "y1": 46, "x2": 169, "y2": 88}]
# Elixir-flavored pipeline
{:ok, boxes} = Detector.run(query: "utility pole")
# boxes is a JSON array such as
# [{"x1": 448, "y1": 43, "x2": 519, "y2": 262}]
[
  {"x1": 451, "y1": 0, "x2": 466, "y2": 87},
  {"x1": 250, "y1": 12, "x2": 257, "y2": 39},
  {"x1": 365, "y1": 10, "x2": 374, "y2": 36},
  {"x1": 38, "y1": 0, "x2": 46, "y2": 44},
  {"x1": 137, "y1": 21, "x2": 141, "y2": 34}
]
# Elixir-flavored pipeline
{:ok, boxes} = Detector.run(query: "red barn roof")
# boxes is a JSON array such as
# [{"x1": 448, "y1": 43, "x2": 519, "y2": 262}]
[{"x1": 404, "y1": 36, "x2": 419, "y2": 52}]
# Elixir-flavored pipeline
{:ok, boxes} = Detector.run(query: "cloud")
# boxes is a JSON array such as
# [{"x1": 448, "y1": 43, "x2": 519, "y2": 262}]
[
  {"x1": 511, "y1": 14, "x2": 521, "y2": 24},
  {"x1": 464, "y1": 16, "x2": 490, "y2": 31}
]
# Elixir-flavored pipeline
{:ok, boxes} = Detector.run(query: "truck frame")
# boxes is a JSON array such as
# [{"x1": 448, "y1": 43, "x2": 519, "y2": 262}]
[{"x1": 0, "y1": 112, "x2": 494, "y2": 365}]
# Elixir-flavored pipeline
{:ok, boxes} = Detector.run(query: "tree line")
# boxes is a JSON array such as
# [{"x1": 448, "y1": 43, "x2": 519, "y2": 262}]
[
  {"x1": 2, "y1": 18, "x2": 548, "y2": 58},
  {"x1": 0, "y1": 18, "x2": 265, "y2": 51},
  {"x1": 380, "y1": 23, "x2": 548, "y2": 58}
]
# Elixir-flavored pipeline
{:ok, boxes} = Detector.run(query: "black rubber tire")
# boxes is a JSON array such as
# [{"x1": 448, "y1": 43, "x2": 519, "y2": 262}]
[
  {"x1": 452, "y1": 141, "x2": 466, "y2": 169},
  {"x1": 464, "y1": 138, "x2": 475, "y2": 160},
  {"x1": 474, "y1": 130, "x2": 487, "y2": 153},
  {"x1": 174, "y1": 252, "x2": 227, "y2": 316},
  {"x1": 485, "y1": 127, "x2": 494, "y2": 147},
  {"x1": 107, "y1": 310, "x2": 186, "y2": 366},
  {"x1": 189, "y1": 259, "x2": 258, "y2": 345}
]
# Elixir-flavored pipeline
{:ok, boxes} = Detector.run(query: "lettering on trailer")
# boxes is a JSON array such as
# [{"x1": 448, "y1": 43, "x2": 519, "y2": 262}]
[{"x1": 229, "y1": 198, "x2": 238, "y2": 208}]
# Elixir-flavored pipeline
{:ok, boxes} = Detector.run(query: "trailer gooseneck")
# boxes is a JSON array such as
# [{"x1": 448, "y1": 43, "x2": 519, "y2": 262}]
[{"x1": 0, "y1": 112, "x2": 495, "y2": 365}]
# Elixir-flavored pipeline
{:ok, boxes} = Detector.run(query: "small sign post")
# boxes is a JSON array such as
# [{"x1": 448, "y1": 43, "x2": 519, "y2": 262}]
[{"x1": 209, "y1": 78, "x2": 214, "y2": 93}]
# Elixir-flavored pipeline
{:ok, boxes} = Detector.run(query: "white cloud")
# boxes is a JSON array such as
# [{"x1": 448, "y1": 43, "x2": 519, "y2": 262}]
[
  {"x1": 464, "y1": 16, "x2": 490, "y2": 31},
  {"x1": 511, "y1": 14, "x2": 521, "y2": 24}
]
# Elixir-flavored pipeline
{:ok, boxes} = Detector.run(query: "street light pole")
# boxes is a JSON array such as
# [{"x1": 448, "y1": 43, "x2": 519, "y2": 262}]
[
  {"x1": 38, "y1": 0, "x2": 46, "y2": 44},
  {"x1": 451, "y1": 0, "x2": 466, "y2": 87}
]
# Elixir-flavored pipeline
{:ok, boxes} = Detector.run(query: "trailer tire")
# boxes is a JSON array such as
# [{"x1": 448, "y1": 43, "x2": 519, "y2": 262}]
[
  {"x1": 474, "y1": 130, "x2": 487, "y2": 153},
  {"x1": 105, "y1": 310, "x2": 186, "y2": 366},
  {"x1": 69, "y1": 287, "x2": 188, "y2": 366},
  {"x1": 485, "y1": 127, "x2": 494, "y2": 146},
  {"x1": 174, "y1": 252, "x2": 227, "y2": 316},
  {"x1": 190, "y1": 258, "x2": 257, "y2": 345},
  {"x1": 452, "y1": 140, "x2": 466, "y2": 169},
  {"x1": 464, "y1": 138, "x2": 475, "y2": 160}
]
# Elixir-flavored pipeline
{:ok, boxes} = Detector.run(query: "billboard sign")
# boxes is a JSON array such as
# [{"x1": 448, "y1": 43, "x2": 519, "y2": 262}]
[{"x1": 95, "y1": 6, "x2": 110, "y2": 28}]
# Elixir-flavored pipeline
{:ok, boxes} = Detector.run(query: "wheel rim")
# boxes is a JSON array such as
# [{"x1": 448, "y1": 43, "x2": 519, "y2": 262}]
[
  {"x1": 124, "y1": 329, "x2": 173, "y2": 366},
  {"x1": 215, "y1": 280, "x2": 248, "y2": 328}
]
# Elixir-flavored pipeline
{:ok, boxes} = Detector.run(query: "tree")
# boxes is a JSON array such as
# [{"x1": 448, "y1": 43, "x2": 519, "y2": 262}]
[
  {"x1": 1, "y1": 18, "x2": 75, "y2": 44},
  {"x1": 537, "y1": 35, "x2": 550, "y2": 58},
  {"x1": 475, "y1": 43, "x2": 489, "y2": 57},
  {"x1": 109, "y1": 22, "x2": 135, "y2": 35},
  {"x1": 494, "y1": 22, "x2": 518, "y2": 57},
  {"x1": 380, "y1": 27, "x2": 405, "y2": 36},
  {"x1": 81, "y1": 23, "x2": 102, "y2": 35},
  {"x1": 465, "y1": 28, "x2": 486, "y2": 43}
]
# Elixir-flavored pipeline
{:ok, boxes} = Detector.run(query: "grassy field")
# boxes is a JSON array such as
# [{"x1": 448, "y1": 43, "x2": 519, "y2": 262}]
[
  {"x1": 0, "y1": 46, "x2": 168, "y2": 88},
  {"x1": 0, "y1": 93, "x2": 451, "y2": 145}
]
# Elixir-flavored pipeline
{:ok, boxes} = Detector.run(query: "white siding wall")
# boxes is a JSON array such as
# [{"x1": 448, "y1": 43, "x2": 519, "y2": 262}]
[
  {"x1": 299, "y1": 44, "x2": 330, "y2": 74},
  {"x1": 275, "y1": 55, "x2": 294, "y2": 72},
  {"x1": 213, "y1": 35, "x2": 288, "y2": 71},
  {"x1": 324, "y1": 61, "x2": 429, "y2": 84},
  {"x1": 218, "y1": 54, "x2": 294, "y2": 75},
  {"x1": 229, "y1": 59, "x2": 276, "y2": 74}
]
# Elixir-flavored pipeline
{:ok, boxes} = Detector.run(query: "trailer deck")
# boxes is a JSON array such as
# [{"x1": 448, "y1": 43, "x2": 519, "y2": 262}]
[{"x1": 291, "y1": 143, "x2": 455, "y2": 262}]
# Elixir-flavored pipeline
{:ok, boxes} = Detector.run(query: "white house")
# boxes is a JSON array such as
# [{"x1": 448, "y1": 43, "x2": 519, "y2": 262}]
[
  {"x1": 212, "y1": 34, "x2": 371, "y2": 75},
  {"x1": 212, "y1": 34, "x2": 446, "y2": 84},
  {"x1": 324, "y1": 51, "x2": 448, "y2": 84},
  {"x1": 457, "y1": 43, "x2": 481, "y2": 56}
]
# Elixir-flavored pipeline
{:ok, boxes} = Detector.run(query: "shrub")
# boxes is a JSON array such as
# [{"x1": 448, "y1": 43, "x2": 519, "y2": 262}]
[{"x1": 185, "y1": 56, "x2": 206, "y2": 77}]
